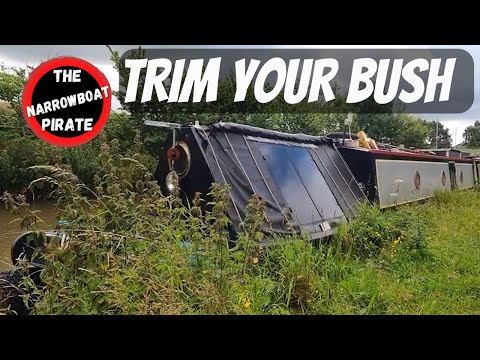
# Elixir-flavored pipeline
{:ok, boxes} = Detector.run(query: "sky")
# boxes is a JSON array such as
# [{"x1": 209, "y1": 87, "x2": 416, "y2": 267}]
[{"x1": 0, "y1": 45, "x2": 478, "y2": 146}]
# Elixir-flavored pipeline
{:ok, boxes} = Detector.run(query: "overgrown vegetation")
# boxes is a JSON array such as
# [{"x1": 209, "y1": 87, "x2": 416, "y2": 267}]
[
  {"x1": 0, "y1": 102, "x2": 158, "y2": 195},
  {"x1": 1, "y1": 136, "x2": 479, "y2": 315}
]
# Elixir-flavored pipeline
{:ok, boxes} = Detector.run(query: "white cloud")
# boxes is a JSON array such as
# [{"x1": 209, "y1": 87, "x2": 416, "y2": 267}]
[{"x1": 440, "y1": 119, "x2": 476, "y2": 146}]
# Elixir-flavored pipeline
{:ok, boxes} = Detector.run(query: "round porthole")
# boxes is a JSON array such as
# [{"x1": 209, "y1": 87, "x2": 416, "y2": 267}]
[
  {"x1": 414, "y1": 171, "x2": 421, "y2": 190},
  {"x1": 442, "y1": 171, "x2": 447, "y2": 186},
  {"x1": 460, "y1": 170, "x2": 464, "y2": 183}
]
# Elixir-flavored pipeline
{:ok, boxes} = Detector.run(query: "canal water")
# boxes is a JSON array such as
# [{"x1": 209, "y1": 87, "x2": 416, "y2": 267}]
[{"x1": 0, "y1": 201, "x2": 57, "y2": 270}]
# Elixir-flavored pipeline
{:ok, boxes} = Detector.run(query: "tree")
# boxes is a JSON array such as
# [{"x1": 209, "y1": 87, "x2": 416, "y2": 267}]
[
  {"x1": 424, "y1": 120, "x2": 452, "y2": 148},
  {"x1": 0, "y1": 66, "x2": 30, "y2": 136},
  {"x1": 353, "y1": 113, "x2": 430, "y2": 148},
  {"x1": 463, "y1": 121, "x2": 480, "y2": 148},
  {"x1": 354, "y1": 113, "x2": 402, "y2": 144},
  {"x1": 397, "y1": 114, "x2": 429, "y2": 148}
]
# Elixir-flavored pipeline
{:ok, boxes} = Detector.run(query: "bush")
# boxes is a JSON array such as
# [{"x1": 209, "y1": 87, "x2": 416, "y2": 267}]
[
  {"x1": 0, "y1": 112, "x2": 157, "y2": 196},
  {"x1": 1, "y1": 138, "x2": 272, "y2": 314},
  {"x1": 0, "y1": 136, "x2": 438, "y2": 315},
  {"x1": 433, "y1": 189, "x2": 455, "y2": 205},
  {"x1": 336, "y1": 202, "x2": 429, "y2": 261},
  {"x1": 0, "y1": 136, "x2": 63, "y2": 194},
  {"x1": 1, "y1": 137, "x2": 383, "y2": 315}
]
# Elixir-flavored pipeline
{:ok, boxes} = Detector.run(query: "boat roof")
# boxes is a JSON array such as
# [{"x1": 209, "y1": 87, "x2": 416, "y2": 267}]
[{"x1": 371, "y1": 148, "x2": 475, "y2": 163}]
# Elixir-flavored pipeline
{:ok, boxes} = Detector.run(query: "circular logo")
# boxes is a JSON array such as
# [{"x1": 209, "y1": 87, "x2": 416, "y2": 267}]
[{"x1": 22, "y1": 57, "x2": 112, "y2": 147}]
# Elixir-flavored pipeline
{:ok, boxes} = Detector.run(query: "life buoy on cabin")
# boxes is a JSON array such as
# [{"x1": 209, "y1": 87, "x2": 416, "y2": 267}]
[{"x1": 167, "y1": 141, "x2": 191, "y2": 178}]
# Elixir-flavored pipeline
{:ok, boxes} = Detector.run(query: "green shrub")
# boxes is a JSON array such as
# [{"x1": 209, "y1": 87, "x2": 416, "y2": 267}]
[
  {"x1": 1, "y1": 139, "x2": 272, "y2": 314},
  {"x1": 433, "y1": 189, "x2": 455, "y2": 205},
  {"x1": 0, "y1": 114, "x2": 157, "y2": 196},
  {"x1": 1, "y1": 138, "x2": 377, "y2": 315},
  {"x1": 336, "y1": 202, "x2": 429, "y2": 261},
  {"x1": 263, "y1": 239, "x2": 322, "y2": 312},
  {"x1": 0, "y1": 136, "x2": 63, "y2": 194},
  {"x1": 0, "y1": 136, "x2": 457, "y2": 315}
]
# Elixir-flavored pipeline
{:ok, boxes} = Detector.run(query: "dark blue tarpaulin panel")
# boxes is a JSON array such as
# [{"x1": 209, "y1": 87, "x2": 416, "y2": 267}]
[{"x1": 194, "y1": 122, "x2": 366, "y2": 240}]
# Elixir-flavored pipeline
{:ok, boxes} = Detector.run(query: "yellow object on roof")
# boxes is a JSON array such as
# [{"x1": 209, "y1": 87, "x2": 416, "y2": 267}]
[{"x1": 357, "y1": 131, "x2": 378, "y2": 150}]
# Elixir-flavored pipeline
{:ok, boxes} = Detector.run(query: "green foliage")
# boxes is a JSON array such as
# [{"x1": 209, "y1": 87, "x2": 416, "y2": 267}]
[
  {"x1": 2, "y1": 142, "x2": 274, "y2": 314},
  {"x1": 2, "y1": 148, "x2": 480, "y2": 314},
  {"x1": 398, "y1": 114, "x2": 430, "y2": 148},
  {"x1": 463, "y1": 120, "x2": 480, "y2": 148},
  {"x1": 0, "y1": 140, "x2": 363, "y2": 314},
  {"x1": 433, "y1": 189, "x2": 455, "y2": 205},
  {"x1": 424, "y1": 120, "x2": 452, "y2": 148},
  {"x1": 354, "y1": 113, "x2": 431, "y2": 148},
  {"x1": 354, "y1": 113, "x2": 402, "y2": 144},
  {"x1": 336, "y1": 202, "x2": 429, "y2": 261},
  {"x1": 263, "y1": 239, "x2": 321, "y2": 311},
  {"x1": 0, "y1": 137, "x2": 63, "y2": 193},
  {"x1": 0, "y1": 127, "x2": 156, "y2": 196},
  {"x1": 0, "y1": 66, "x2": 27, "y2": 123}
]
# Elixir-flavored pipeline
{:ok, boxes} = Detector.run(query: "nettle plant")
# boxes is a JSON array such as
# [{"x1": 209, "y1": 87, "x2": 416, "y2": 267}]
[{"x1": 4, "y1": 133, "x2": 275, "y2": 314}]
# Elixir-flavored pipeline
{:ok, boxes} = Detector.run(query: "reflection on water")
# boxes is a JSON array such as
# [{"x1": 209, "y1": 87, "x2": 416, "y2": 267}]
[{"x1": 0, "y1": 201, "x2": 57, "y2": 270}]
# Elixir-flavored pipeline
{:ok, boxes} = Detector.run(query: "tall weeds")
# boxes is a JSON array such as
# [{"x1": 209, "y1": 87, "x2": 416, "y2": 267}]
[{"x1": 0, "y1": 134, "x2": 456, "y2": 315}]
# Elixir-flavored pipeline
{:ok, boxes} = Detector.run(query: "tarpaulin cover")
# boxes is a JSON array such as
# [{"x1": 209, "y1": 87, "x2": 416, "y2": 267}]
[
  {"x1": 209, "y1": 122, "x2": 330, "y2": 145},
  {"x1": 193, "y1": 123, "x2": 366, "y2": 240}
]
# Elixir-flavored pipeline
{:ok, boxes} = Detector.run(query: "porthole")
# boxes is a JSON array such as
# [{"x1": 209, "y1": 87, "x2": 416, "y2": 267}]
[{"x1": 414, "y1": 171, "x2": 421, "y2": 190}]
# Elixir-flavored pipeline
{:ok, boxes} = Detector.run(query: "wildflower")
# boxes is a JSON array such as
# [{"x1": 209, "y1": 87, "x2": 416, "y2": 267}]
[
  {"x1": 393, "y1": 237, "x2": 401, "y2": 246},
  {"x1": 252, "y1": 257, "x2": 259, "y2": 265},
  {"x1": 241, "y1": 296, "x2": 251, "y2": 309}
]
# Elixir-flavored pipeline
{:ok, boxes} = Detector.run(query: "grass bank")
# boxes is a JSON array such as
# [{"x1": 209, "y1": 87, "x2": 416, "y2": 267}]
[{"x1": 366, "y1": 189, "x2": 480, "y2": 314}]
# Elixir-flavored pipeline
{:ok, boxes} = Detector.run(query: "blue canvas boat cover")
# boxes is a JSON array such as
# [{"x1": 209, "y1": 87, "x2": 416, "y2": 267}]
[{"x1": 192, "y1": 122, "x2": 366, "y2": 240}]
